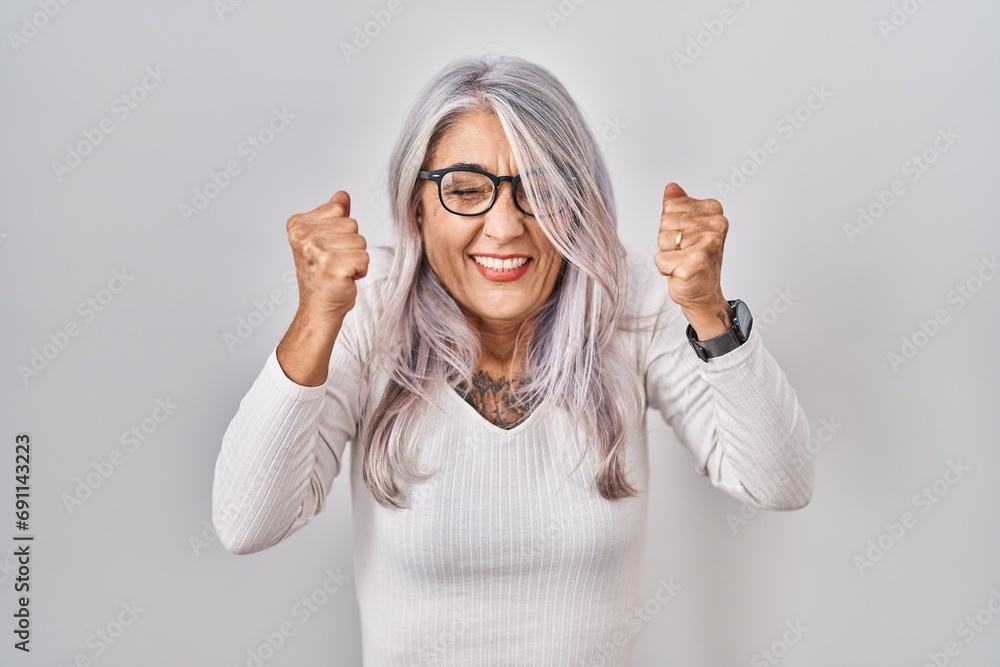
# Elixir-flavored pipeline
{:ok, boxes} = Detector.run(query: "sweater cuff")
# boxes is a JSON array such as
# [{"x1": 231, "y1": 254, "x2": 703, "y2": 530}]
[{"x1": 264, "y1": 344, "x2": 328, "y2": 402}]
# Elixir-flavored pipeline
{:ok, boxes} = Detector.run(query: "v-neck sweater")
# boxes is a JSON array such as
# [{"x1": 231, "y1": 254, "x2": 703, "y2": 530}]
[{"x1": 212, "y1": 245, "x2": 814, "y2": 666}]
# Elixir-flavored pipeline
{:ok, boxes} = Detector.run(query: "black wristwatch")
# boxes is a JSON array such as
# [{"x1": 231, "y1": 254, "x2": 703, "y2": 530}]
[{"x1": 686, "y1": 299, "x2": 753, "y2": 363}]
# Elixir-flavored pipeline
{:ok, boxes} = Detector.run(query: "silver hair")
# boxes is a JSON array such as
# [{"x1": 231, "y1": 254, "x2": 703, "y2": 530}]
[{"x1": 362, "y1": 54, "x2": 650, "y2": 509}]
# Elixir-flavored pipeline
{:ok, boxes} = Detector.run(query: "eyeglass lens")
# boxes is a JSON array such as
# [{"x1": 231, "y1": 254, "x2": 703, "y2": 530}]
[{"x1": 440, "y1": 170, "x2": 561, "y2": 216}]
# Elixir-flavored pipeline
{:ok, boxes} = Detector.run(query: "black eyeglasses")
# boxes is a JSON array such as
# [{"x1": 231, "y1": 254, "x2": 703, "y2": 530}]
[{"x1": 416, "y1": 166, "x2": 566, "y2": 217}]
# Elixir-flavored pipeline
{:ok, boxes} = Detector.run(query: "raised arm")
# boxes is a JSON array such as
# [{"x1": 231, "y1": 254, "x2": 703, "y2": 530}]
[
  {"x1": 211, "y1": 191, "x2": 370, "y2": 554},
  {"x1": 642, "y1": 183, "x2": 813, "y2": 510}
]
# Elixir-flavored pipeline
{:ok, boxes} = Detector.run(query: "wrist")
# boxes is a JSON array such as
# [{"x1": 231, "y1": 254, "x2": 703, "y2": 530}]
[
  {"x1": 683, "y1": 300, "x2": 733, "y2": 341},
  {"x1": 295, "y1": 299, "x2": 348, "y2": 329}
]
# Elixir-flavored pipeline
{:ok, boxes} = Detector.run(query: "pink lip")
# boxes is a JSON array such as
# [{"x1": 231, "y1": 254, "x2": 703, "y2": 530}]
[{"x1": 470, "y1": 256, "x2": 532, "y2": 282}]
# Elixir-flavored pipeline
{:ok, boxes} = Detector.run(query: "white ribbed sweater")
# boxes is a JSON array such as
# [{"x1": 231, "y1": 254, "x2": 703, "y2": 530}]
[{"x1": 212, "y1": 245, "x2": 814, "y2": 666}]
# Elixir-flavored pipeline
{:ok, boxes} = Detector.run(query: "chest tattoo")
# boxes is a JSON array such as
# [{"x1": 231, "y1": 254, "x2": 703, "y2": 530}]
[{"x1": 454, "y1": 370, "x2": 537, "y2": 430}]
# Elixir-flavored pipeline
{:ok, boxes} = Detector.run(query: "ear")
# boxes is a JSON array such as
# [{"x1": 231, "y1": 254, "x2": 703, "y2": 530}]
[{"x1": 415, "y1": 200, "x2": 423, "y2": 227}]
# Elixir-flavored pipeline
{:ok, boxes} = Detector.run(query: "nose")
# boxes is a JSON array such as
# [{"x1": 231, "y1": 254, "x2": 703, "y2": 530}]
[{"x1": 482, "y1": 181, "x2": 527, "y2": 241}]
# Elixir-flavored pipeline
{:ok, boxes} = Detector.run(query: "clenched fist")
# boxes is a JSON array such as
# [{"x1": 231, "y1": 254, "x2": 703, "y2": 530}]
[
  {"x1": 654, "y1": 182, "x2": 733, "y2": 340},
  {"x1": 285, "y1": 190, "x2": 369, "y2": 323}
]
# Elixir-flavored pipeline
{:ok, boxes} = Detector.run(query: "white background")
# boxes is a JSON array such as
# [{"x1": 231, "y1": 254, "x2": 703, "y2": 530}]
[{"x1": 2, "y1": 0, "x2": 999, "y2": 665}]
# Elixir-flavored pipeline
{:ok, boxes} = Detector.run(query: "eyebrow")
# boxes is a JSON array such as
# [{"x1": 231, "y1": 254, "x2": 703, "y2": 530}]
[
  {"x1": 443, "y1": 162, "x2": 488, "y2": 171},
  {"x1": 440, "y1": 162, "x2": 544, "y2": 176}
]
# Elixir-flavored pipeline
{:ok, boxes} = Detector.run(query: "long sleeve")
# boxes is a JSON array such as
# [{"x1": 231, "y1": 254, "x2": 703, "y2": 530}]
[
  {"x1": 643, "y1": 287, "x2": 814, "y2": 511},
  {"x1": 211, "y1": 308, "x2": 365, "y2": 555}
]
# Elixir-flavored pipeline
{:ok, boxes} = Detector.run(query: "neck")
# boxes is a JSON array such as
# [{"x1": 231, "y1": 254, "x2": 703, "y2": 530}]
[{"x1": 468, "y1": 315, "x2": 533, "y2": 373}]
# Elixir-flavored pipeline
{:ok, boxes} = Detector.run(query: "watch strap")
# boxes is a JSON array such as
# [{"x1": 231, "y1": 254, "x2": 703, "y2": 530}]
[{"x1": 686, "y1": 300, "x2": 747, "y2": 363}]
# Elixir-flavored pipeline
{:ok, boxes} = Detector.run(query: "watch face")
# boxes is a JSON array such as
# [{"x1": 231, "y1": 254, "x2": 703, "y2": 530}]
[{"x1": 733, "y1": 300, "x2": 752, "y2": 340}]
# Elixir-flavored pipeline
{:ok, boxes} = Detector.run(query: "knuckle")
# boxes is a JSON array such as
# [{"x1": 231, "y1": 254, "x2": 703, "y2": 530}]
[
  {"x1": 305, "y1": 237, "x2": 327, "y2": 256},
  {"x1": 287, "y1": 225, "x2": 305, "y2": 246},
  {"x1": 660, "y1": 213, "x2": 678, "y2": 228}
]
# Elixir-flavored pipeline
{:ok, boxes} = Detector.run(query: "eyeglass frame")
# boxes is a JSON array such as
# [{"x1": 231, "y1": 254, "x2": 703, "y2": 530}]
[{"x1": 416, "y1": 166, "x2": 539, "y2": 217}]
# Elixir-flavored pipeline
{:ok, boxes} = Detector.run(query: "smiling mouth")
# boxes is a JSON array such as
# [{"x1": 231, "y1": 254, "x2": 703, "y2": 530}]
[{"x1": 469, "y1": 255, "x2": 532, "y2": 272}]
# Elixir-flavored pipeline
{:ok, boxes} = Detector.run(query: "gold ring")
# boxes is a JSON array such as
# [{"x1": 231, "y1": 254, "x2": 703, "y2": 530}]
[{"x1": 674, "y1": 230, "x2": 683, "y2": 250}]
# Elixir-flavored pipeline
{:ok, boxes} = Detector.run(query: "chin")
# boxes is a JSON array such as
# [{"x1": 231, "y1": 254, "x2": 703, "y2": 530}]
[{"x1": 465, "y1": 296, "x2": 532, "y2": 321}]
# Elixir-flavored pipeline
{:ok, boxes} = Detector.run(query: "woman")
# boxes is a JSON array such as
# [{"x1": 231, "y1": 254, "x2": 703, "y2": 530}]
[{"x1": 212, "y1": 54, "x2": 814, "y2": 666}]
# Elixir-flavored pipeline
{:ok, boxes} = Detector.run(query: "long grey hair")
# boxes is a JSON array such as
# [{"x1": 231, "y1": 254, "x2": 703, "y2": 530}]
[{"x1": 362, "y1": 54, "x2": 649, "y2": 509}]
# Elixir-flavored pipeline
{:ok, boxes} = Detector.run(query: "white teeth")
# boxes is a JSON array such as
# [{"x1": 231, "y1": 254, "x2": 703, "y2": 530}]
[{"x1": 472, "y1": 256, "x2": 529, "y2": 271}]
